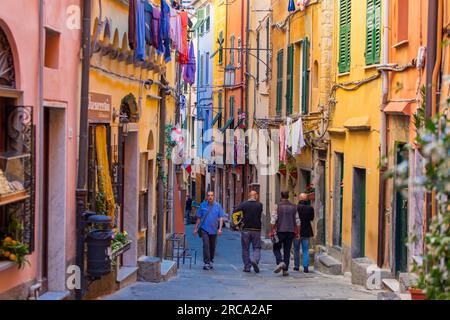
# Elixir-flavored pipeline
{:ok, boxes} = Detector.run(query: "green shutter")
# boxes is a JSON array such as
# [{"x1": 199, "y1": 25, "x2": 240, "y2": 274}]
[
  {"x1": 302, "y1": 38, "x2": 310, "y2": 115},
  {"x1": 286, "y1": 45, "x2": 294, "y2": 115},
  {"x1": 339, "y1": 0, "x2": 351, "y2": 73},
  {"x1": 218, "y1": 91, "x2": 223, "y2": 128},
  {"x1": 276, "y1": 50, "x2": 283, "y2": 115},
  {"x1": 365, "y1": 0, "x2": 381, "y2": 65},
  {"x1": 230, "y1": 96, "x2": 235, "y2": 127}
]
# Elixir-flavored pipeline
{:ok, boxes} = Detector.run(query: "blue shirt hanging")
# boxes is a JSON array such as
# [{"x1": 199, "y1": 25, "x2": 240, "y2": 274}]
[
  {"x1": 135, "y1": 0, "x2": 146, "y2": 60},
  {"x1": 288, "y1": 0, "x2": 296, "y2": 12},
  {"x1": 160, "y1": 0, "x2": 171, "y2": 63}
]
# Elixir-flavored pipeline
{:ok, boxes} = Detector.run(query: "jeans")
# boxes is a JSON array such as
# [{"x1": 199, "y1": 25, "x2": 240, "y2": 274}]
[
  {"x1": 293, "y1": 238, "x2": 310, "y2": 269},
  {"x1": 201, "y1": 231, "x2": 217, "y2": 264},
  {"x1": 185, "y1": 209, "x2": 191, "y2": 220},
  {"x1": 273, "y1": 232, "x2": 295, "y2": 270},
  {"x1": 241, "y1": 230, "x2": 262, "y2": 271}
]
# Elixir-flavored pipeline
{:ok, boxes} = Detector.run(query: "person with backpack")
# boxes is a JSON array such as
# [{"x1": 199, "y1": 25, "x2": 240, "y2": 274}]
[
  {"x1": 232, "y1": 190, "x2": 263, "y2": 273},
  {"x1": 293, "y1": 193, "x2": 315, "y2": 273},
  {"x1": 194, "y1": 191, "x2": 225, "y2": 270},
  {"x1": 270, "y1": 191, "x2": 300, "y2": 276}
]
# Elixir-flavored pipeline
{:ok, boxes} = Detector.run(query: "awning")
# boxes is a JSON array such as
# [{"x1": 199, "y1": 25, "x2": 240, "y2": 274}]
[
  {"x1": 344, "y1": 116, "x2": 371, "y2": 131},
  {"x1": 384, "y1": 101, "x2": 412, "y2": 116},
  {"x1": 219, "y1": 117, "x2": 234, "y2": 133},
  {"x1": 211, "y1": 112, "x2": 222, "y2": 127}
]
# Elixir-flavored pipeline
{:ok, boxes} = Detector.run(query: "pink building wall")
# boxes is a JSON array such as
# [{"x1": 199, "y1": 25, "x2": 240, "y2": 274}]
[{"x1": 0, "y1": 0, "x2": 81, "y2": 298}]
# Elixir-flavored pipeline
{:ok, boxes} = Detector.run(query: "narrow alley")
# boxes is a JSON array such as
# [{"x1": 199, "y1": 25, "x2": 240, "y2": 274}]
[{"x1": 104, "y1": 225, "x2": 378, "y2": 300}]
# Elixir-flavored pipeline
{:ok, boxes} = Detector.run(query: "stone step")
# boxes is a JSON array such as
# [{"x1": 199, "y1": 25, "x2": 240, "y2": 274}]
[
  {"x1": 383, "y1": 279, "x2": 400, "y2": 293},
  {"x1": 314, "y1": 254, "x2": 342, "y2": 275},
  {"x1": 328, "y1": 246, "x2": 343, "y2": 261},
  {"x1": 161, "y1": 260, "x2": 177, "y2": 281},
  {"x1": 137, "y1": 256, "x2": 161, "y2": 283},
  {"x1": 37, "y1": 291, "x2": 70, "y2": 300},
  {"x1": 116, "y1": 266, "x2": 138, "y2": 290}
]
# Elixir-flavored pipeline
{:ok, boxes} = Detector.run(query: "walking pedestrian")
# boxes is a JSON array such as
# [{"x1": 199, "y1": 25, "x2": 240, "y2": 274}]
[
  {"x1": 232, "y1": 191, "x2": 263, "y2": 273},
  {"x1": 293, "y1": 193, "x2": 315, "y2": 273},
  {"x1": 270, "y1": 191, "x2": 300, "y2": 276},
  {"x1": 185, "y1": 194, "x2": 193, "y2": 223},
  {"x1": 194, "y1": 191, "x2": 224, "y2": 270}
]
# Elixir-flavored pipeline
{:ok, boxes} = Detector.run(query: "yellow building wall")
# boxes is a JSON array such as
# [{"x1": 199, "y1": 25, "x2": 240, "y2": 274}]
[
  {"x1": 212, "y1": 0, "x2": 226, "y2": 129},
  {"x1": 328, "y1": 0, "x2": 383, "y2": 265}
]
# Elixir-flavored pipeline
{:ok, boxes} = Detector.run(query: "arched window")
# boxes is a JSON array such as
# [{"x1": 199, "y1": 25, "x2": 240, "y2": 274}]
[{"x1": 0, "y1": 27, "x2": 15, "y2": 88}]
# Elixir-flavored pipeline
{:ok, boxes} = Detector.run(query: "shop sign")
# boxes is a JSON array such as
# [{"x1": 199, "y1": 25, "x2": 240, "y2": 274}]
[{"x1": 89, "y1": 93, "x2": 112, "y2": 123}]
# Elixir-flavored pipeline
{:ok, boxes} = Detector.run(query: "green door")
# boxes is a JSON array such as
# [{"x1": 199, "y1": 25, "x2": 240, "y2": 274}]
[
  {"x1": 395, "y1": 144, "x2": 408, "y2": 274},
  {"x1": 360, "y1": 171, "x2": 366, "y2": 258},
  {"x1": 339, "y1": 155, "x2": 344, "y2": 247}
]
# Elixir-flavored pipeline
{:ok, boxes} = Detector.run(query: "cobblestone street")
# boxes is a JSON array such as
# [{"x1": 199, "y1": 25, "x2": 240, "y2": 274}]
[{"x1": 104, "y1": 225, "x2": 379, "y2": 300}]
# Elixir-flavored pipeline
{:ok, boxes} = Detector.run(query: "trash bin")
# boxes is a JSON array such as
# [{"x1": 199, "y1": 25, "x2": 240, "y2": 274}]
[{"x1": 86, "y1": 215, "x2": 113, "y2": 278}]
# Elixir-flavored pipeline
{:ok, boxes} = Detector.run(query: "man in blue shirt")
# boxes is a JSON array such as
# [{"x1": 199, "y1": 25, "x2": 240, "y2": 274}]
[{"x1": 194, "y1": 191, "x2": 225, "y2": 270}]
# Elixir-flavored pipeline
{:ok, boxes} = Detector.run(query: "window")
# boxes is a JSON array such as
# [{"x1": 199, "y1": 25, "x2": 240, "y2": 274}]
[
  {"x1": 396, "y1": 0, "x2": 408, "y2": 43},
  {"x1": 230, "y1": 35, "x2": 235, "y2": 66},
  {"x1": 301, "y1": 38, "x2": 310, "y2": 114},
  {"x1": 205, "y1": 5, "x2": 211, "y2": 33},
  {"x1": 365, "y1": 0, "x2": 381, "y2": 65},
  {"x1": 218, "y1": 91, "x2": 223, "y2": 128},
  {"x1": 218, "y1": 31, "x2": 224, "y2": 65},
  {"x1": 276, "y1": 49, "x2": 284, "y2": 115},
  {"x1": 200, "y1": 54, "x2": 204, "y2": 86},
  {"x1": 266, "y1": 19, "x2": 270, "y2": 79},
  {"x1": 45, "y1": 28, "x2": 60, "y2": 69},
  {"x1": 313, "y1": 61, "x2": 319, "y2": 88},
  {"x1": 205, "y1": 53, "x2": 210, "y2": 85},
  {"x1": 338, "y1": 0, "x2": 351, "y2": 73},
  {"x1": 237, "y1": 38, "x2": 242, "y2": 66},
  {"x1": 197, "y1": 8, "x2": 205, "y2": 36},
  {"x1": 256, "y1": 31, "x2": 260, "y2": 83},
  {"x1": 229, "y1": 96, "x2": 235, "y2": 127},
  {"x1": 286, "y1": 44, "x2": 294, "y2": 115}
]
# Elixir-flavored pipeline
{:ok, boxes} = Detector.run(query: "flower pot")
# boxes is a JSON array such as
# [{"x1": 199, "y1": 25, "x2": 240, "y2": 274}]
[
  {"x1": 409, "y1": 288, "x2": 426, "y2": 300},
  {"x1": 289, "y1": 172, "x2": 298, "y2": 179},
  {"x1": 278, "y1": 168, "x2": 287, "y2": 176}
]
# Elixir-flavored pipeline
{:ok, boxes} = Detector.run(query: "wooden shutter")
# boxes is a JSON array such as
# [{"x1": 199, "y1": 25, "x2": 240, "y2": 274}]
[
  {"x1": 218, "y1": 91, "x2": 223, "y2": 127},
  {"x1": 266, "y1": 19, "x2": 270, "y2": 79},
  {"x1": 256, "y1": 31, "x2": 260, "y2": 83},
  {"x1": 339, "y1": 0, "x2": 351, "y2": 73},
  {"x1": 276, "y1": 49, "x2": 283, "y2": 115},
  {"x1": 366, "y1": 0, "x2": 381, "y2": 65},
  {"x1": 301, "y1": 38, "x2": 310, "y2": 115},
  {"x1": 286, "y1": 44, "x2": 294, "y2": 115}
]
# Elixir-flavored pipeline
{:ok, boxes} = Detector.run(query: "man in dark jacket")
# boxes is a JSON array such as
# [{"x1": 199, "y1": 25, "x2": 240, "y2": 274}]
[
  {"x1": 270, "y1": 191, "x2": 300, "y2": 276},
  {"x1": 233, "y1": 191, "x2": 263, "y2": 273},
  {"x1": 293, "y1": 193, "x2": 315, "y2": 273}
]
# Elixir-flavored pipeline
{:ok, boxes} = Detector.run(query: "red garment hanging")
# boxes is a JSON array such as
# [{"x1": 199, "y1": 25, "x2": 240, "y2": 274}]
[{"x1": 178, "y1": 11, "x2": 189, "y2": 64}]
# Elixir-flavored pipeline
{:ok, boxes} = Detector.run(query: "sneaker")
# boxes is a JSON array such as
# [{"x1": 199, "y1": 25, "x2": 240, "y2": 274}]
[
  {"x1": 243, "y1": 269, "x2": 251, "y2": 273},
  {"x1": 282, "y1": 270, "x2": 289, "y2": 277},
  {"x1": 273, "y1": 262, "x2": 286, "y2": 274},
  {"x1": 293, "y1": 267, "x2": 300, "y2": 271},
  {"x1": 251, "y1": 261, "x2": 260, "y2": 273},
  {"x1": 303, "y1": 266, "x2": 309, "y2": 273},
  {"x1": 209, "y1": 262, "x2": 214, "y2": 269},
  {"x1": 203, "y1": 264, "x2": 211, "y2": 270}
]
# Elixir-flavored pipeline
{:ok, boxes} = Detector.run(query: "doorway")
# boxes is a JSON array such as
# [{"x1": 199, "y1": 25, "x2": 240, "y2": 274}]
[
  {"x1": 395, "y1": 143, "x2": 408, "y2": 274},
  {"x1": 333, "y1": 153, "x2": 344, "y2": 247},
  {"x1": 352, "y1": 168, "x2": 366, "y2": 258},
  {"x1": 43, "y1": 106, "x2": 67, "y2": 292}
]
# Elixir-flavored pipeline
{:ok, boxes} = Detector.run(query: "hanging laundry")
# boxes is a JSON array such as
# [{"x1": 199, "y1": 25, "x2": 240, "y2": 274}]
[
  {"x1": 176, "y1": 12, "x2": 183, "y2": 54},
  {"x1": 183, "y1": 41, "x2": 196, "y2": 85},
  {"x1": 160, "y1": 0, "x2": 171, "y2": 63},
  {"x1": 297, "y1": 0, "x2": 310, "y2": 11},
  {"x1": 288, "y1": 0, "x2": 296, "y2": 12},
  {"x1": 291, "y1": 119, "x2": 306, "y2": 155},
  {"x1": 135, "y1": 0, "x2": 146, "y2": 60},
  {"x1": 280, "y1": 125, "x2": 287, "y2": 163},
  {"x1": 152, "y1": 6, "x2": 162, "y2": 54},
  {"x1": 169, "y1": 7, "x2": 181, "y2": 50},
  {"x1": 128, "y1": 0, "x2": 137, "y2": 49},
  {"x1": 178, "y1": 11, "x2": 189, "y2": 64},
  {"x1": 144, "y1": 1, "x2": 154, "y2": 47},
  {"x1": 285, "y1": 117, "x2": 292, "y2": 150}
]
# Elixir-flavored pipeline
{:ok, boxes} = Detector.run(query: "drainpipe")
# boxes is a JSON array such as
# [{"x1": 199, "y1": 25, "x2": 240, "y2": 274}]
[
  {"x1": 377, "y1": 0, "x2": 389, "y2": 268},
  {"x1": 425, "y1": 0, "x2": 438, "y2": 228},
  {"x1": 156, "y1": 76, "x2": 168, "y2": 258},
  {"x1": 75, "y1": 0, "x2": 92, "y2": 300},
  {"x1": 31, "y1": 0, "x2": 45, "y2": 299}
]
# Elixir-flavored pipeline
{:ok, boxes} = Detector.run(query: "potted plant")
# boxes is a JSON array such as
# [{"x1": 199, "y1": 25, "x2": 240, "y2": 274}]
[
  {"x1": 0, "y1": 235, "x2": 30, "y2": 269},
  {"x1": 287, "y1": 163, "x2": 298, "y2": 179},
  {"x1": 278, "y1": 163, "x2": 287, "y2": 176},
  {"x1": 306, "y1": 184, "x2": 315, "y2": 201},
  {"x1": 409, "y1": 287, "x2": 426, "y2": 300}
]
